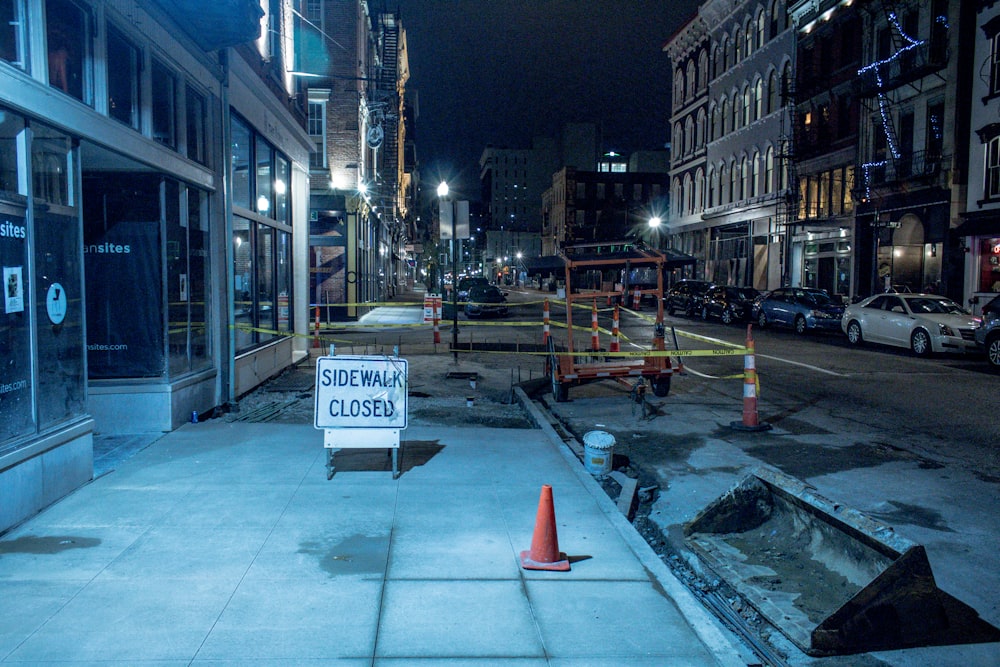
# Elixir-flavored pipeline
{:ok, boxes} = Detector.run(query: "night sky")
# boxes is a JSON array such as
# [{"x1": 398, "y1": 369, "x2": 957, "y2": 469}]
[{"x1": 391, "y1": 0, "x2": 701, "y2": 199}]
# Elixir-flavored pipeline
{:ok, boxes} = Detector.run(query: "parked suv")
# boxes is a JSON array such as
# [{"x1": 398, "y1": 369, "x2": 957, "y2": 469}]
[
  {"x1": 665, "y1": 280, "x2": 714, "y2": 317},
  {"x1": 976, "y1": 294, "x2": 1000, "y2": 369}
]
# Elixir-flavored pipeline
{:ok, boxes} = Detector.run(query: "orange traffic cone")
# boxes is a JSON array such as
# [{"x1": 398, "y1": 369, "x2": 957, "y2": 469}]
[
  {"x1": 590, "y1": 300, "x2": 600, "y2": 352},
  {"x1": 610, "y1": 304, "x2": 620, "y2": 353},
  {"x1": 520, "y1": 484, "x2": 570, "y2": 571},
  {"x1": 731, "y1": 324, "x2": 771, "y2": 432},
  {"x1": 313, "y1": 305, "x2": 320, "y2": 349},
  {"x1": 542, "y1": 298, "x2": 550, "y2": 344}
]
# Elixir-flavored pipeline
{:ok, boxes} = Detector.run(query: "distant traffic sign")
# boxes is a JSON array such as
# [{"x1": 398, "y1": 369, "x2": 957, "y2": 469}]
[{"x1": 314, "y1": 356, "x2": 408, "y2": 430}]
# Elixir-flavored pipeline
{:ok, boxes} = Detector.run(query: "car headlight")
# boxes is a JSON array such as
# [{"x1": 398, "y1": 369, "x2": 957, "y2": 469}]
[
  {"x1": 938, "y1": 323, "x2": 955, "y2": 337},
  {"x1": 811, "y1": 310, "x2": 834, "y2": 319}
]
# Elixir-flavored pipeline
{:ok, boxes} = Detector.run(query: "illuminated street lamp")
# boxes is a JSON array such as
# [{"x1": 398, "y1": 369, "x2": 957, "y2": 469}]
[
  {"x1": 438, "y1": 181, "x2": 458, "y2": 360},
  {"x1": 647, "y1": 216, "x2": 663, "y2": 248}
]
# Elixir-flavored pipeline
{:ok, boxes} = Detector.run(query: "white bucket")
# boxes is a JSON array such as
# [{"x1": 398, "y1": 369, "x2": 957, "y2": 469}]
[{"x1": 582, "y1": 430, "x2": 615, "y2": 477}]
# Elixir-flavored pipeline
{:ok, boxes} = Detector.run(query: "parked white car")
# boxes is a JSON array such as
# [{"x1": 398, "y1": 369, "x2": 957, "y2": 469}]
[{"x1": 841, "y1": 293, "x2": 979, "y2": 356}]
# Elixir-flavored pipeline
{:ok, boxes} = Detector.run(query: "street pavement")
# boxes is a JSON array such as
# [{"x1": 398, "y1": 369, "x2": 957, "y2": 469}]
[
  {"x1": 4, "y1": 285, "x2": 998, "y2": 666},
  {"x1": 0, "y1": 343, "x2": 746, "y2": 665}
]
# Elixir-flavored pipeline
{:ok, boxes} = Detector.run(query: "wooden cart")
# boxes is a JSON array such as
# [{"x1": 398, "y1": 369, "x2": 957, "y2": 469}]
[{"x1": 546, "y1": 242, "x2": 677, "y2": 402}]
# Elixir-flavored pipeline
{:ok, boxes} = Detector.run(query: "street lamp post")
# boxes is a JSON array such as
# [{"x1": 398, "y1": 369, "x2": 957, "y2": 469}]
[{"x1": 438, "y1": 182, "x2": 459, "y2": 361}]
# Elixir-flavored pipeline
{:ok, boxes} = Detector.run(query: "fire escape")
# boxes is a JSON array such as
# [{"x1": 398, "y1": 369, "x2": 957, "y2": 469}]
[{"x1": 854, "y1": 1, "x2": 949, "y2": 202}]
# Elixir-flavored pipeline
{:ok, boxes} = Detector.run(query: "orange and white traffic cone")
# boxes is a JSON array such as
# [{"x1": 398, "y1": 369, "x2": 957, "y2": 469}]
[
  {"x1": 313, "y1": 305, "x2": 320, "y2": 349},
  {"x1": 542, "y1": 298, "x2": 550, "y2": 344},
  {"x1": 520, "y1": 484, "x2": 570, "y2": 571},
  {"x1": 731, "y1": 324, "x2": 771, "y2": 432},
  {"x1": 632, "y1": 287, "x2": 641, "y2": 310},
  {"x1": 610, "y1": 304, "x2": 620, "y2": 353},
  {"x1": 433, "y1": 303, "x2": 441, "y2": 344},
  {"x1": 591, "y1": 300, "x2": 600, "y2": 352}
]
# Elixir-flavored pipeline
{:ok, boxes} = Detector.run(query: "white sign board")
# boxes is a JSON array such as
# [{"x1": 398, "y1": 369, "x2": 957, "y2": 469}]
[{"x1": 314, "y1": 356, "x2": 408, "y2": 431}]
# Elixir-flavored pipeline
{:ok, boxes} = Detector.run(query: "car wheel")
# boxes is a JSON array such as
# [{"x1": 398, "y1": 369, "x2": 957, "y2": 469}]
[
  {"x1": 911, "y1": 329, "x2": 932, "y2": 356},
  {"x1": 684, "y1": 300, "x2": 695, "y2": 317},
  {"x1": 846, "y1": 320, "x2": 864, "y2": 346},
  {"x1": 701, "y1": 306, "x2": 709, "y2": 321},
  {"x1": 552, "y1": 378, "x2": 569, "y2": 402},
  {"x1": 652, "y1": 377, "x2": 671, "y2": 397},
  {"x1": 794, "y1": 315, "x2": 807, "y2": 335},
  {"x1": 721, "y1": 308, "x2": 734, "y2": 325},
  {"x1": 667, "y1": 302, "x2": 676, "y2": 317},
  {"x1": 987, "y1": 333, "x2": 1000, "y2": 369},
  {"x1": 757, "y1": 311, "x2": 768, "y2": 328}
]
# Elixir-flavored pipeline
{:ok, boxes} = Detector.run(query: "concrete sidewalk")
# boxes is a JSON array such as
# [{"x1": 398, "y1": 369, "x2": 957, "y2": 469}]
[{"x1": 0, "y1": 417, "x2": 746, "y2": 664}]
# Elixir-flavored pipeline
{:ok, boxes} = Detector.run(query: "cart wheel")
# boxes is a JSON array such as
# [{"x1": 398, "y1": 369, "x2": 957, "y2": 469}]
[
  {"x1": 652, "y1": 377, "x2": 671, "y2": 397},
  {"x1": 552, "y1": 378, "x2": 569, "y2": 402}
]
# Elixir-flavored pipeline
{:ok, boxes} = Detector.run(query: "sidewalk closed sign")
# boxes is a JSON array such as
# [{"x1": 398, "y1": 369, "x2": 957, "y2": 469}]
[{"x1": 314, "y1": 356, "x2": 408, "y2": 431}]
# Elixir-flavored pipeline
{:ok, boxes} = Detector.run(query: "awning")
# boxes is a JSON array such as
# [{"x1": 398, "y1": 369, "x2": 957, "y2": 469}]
[{"x1": 955, "y1": 211, "x2": 1000, "y2": 238}]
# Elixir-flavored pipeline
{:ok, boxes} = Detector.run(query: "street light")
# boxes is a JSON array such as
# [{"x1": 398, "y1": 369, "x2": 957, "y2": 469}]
[
  {"x1": 648, "y1": 216, "x2": 662, "y2": 249},
  {"x1": 438, "y1": 181, "x2": 459, "y2": 360}
]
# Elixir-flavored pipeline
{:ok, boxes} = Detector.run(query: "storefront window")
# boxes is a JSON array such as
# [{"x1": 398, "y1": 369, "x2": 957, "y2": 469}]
[
  {"x1": 276, "y1": 231, "x2": 291, "y2": 333},
  {"x1": 233, "y1": 217, "x2": 253, "y2": 350},
  {"x1": 256, "y1": 223, "x2": 275, "y2": 342},
  {"x1": 231, "y1": 117, "x2": 251, "y2": 209},
  {"x1": 0, "y1": 150, "x2": 33, "y2": 442},
  {"x1": 275, "y1": 155, "x2": 289, "y2": 224},
  {"x1": 256, "y1": 135, "x2": 272, "y2": 217},
  {"x1": 83, "y1": 171, "x2": 164, "y2": 379},
  {"x1": 32, "y1": 124, "x2": 71, "y2": 206},
  {"x1": 46, "y1": 0, "x2": 91, "y2": 103},
  {"x1": 979, "y1": 238, "x2": 1000, "y2": 293},
  {"x1": 0, "y1": 111, "x2": 20, "y2": 195},
  {"x1": 188, "y1": 189, "x2": 210, "y2": 369}
]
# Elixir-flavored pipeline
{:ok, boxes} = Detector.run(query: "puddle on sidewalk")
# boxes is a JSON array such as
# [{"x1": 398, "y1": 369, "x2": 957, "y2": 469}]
[{"x1": 0, "y1": 535, "x2": 101, "y2": 554}]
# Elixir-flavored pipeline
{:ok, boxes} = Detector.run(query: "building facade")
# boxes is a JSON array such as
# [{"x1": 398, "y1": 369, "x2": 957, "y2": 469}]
[
  {"x1": 787, "y1": 0, "x2": 862, "y2": 298},
  {"x1": 0, "y1": 0, "x2": 314, "y2": 533},
  {"x1": 959, "y1": 0, "x2": 1000, "y2": 312},
  {"x1": 304, "y1": 1, "x2": 411, "y2": 321},
  {"x1": 665, "y1": 0, "x2": 796, "y2": 291}
]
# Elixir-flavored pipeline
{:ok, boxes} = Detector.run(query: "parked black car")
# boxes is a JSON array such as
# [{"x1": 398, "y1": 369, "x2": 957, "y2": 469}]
[
  {"x1": 665, "y1": 279, "x2": 714, "y2": 317},
  {"x1": 464, "y1": 284, "x2": 509, "y2": 318},
  {"x1": 700, "y1": 285, "x2": 760, "y2": 324},
  {"x1": 975, "y1": 294, "x2": 1000, "y2": 370}
]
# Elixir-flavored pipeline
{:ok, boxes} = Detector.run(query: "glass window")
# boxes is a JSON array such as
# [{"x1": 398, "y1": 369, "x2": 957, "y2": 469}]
[
  {"x1": 185, "y1": 85, "x2": 207, "y2": 164},
  {"x1": 83, "y1": 171, "x2": 163, "y2": 379},
  {"x1": 231, "y1": 116, "x2": 251, "y2": 209},
  {"x1": 764, "y1": 147, "x2": 774, "y2": 194},
  {"x1": 106, "y1": 25, "x2": 140, "y2": 129},
  {"x1": 0, "y1": 111, "x2": 22, "y2": 196},
  {"x1": 276, "y1": 231, "x2": 291, "y2": 333},
  {"x1": 31, "y1": 123, "x2": 71, "y2": 206},
  {"x1": 0, "y1": 172, "x2": 33, "y2": 441},
  {"x1": 151, "y1": 59, "x2": 177, "y2": 148},
  {"x1": 992, "y1": 33, "x2": 1000, "y2": 96},
  {"x1": 978, "y1": 238, "x2": 1000, "y2": 293},
  {"x1": 832, "y1": 168, "x2": 844, "y2": 215},
  {"x1": 987, "y1": 136, "x2": 1000, "y2": 200},
  {"x1": 308, "y1": 100, "x2": 326, "y2": 169},
  {"x1": 187, "y1": 188, "x2": 210, "y2": 370},
  {"x1": 47, "y1": 0, "x2": 91, "y2": 103},
  {"x1": 256, "y1": 223, "x2": 275, "y2": 341},
  {"x1": 233, "y1": 217, "x2": 254, "y2": 350},
  {"x1": 1, "y1": 0, "x2": 26, "y2": 68},
  {"x1": 256, "y1": 135, "x2": 272, "y2": 217},
  {"x1": 274, "y1": 154, "x2": 289, "y2": 225}
]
